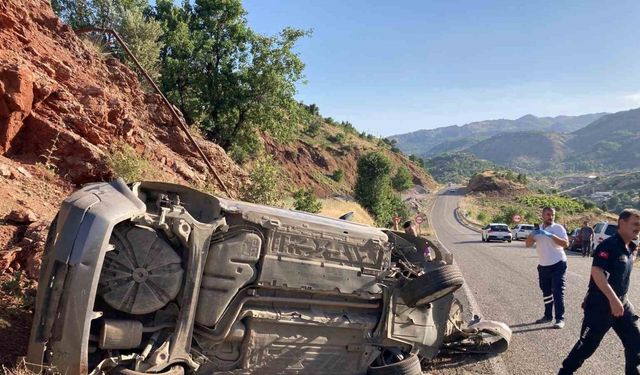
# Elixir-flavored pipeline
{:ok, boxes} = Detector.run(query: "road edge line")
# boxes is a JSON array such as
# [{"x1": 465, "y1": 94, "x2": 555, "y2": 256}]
[{"x1": 428, "y1": 191, "x2": 509, "y2": 375}]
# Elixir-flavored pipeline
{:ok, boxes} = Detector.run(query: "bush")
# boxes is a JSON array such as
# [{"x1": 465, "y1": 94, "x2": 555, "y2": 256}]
[
  {"x1": 477, "y1": 212, "x2": 487, "y2": 222},
  {"x1": 328, "y1": 132, "x2": 346, "y2": 144},
  {"x1": 293, "y1": 188, "x2": 322, "y2": 213},
  {"x1": 391, "y1": 166, "x2": 413, "y2": 192},
  {"x1": 107, "y1": 141, "x2": 153, "y2": 182},
  {"x1": 241, "y1": 156, "x2": 280, "y2": 205},
  {"x1": 355, "y1": 152, "x2": 398, "y2": 226},
  {"x1": 304, "y1": 121, "x2": 321, "y2": 137},
  {"x1": 331, "y1": 169, "x2": 344, "y2": 182}
]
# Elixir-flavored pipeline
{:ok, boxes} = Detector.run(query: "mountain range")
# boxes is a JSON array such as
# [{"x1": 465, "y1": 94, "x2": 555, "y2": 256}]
[{"x1": 391, "y1": 108, "x2": 640, "y2": 173}]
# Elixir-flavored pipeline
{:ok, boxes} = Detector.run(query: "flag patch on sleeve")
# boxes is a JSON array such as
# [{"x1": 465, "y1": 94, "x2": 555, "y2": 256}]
[{"x1": 597, "y1": 251, "x2": 609, "y2": 260}]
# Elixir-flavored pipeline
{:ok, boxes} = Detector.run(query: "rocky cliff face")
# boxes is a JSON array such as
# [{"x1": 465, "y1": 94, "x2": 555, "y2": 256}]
[{"x1": 0, "y1": 0, "x2": 247, "y2": 191}]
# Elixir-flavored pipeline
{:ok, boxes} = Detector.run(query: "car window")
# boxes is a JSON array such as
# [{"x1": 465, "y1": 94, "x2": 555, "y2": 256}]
[
  {"x1": 491, "y1": 225, "x2": 509, "y2": 231},
  {"x1": 594, "y1": 223, "x2": 604, "y2": 233},
  {"x1": 604, "y1": 224, "x2": 618, "y2": 236},
  {"x1": 521, "y1": 225, "x2": 534, "y2": 230}
]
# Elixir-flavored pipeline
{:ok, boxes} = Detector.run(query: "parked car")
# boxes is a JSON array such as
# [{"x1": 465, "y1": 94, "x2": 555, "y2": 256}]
[
  {"x1": 590, "y1": 221, "x2": 619, "y2": 255},
  {"x1": 482, "y1": 223, "x2": 512, "y2": 242},
  {"x1": 511, "y1": 224, "x2": 534, "y2": 241},
  {"x1": 567, "y1": 228, "x2": 583, "y2": 252},
  {"x1": 26, "y1": 180, "x2": 511, "y2": 375}
]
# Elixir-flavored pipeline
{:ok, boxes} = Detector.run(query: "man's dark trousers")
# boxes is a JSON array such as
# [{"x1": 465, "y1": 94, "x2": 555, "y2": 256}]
[
  {"x1": 537, "y1": 260, "x2": 566, "y2": 320},
  {"x1": 560, "y1": 300, "x2": 640, "y2": 374}
]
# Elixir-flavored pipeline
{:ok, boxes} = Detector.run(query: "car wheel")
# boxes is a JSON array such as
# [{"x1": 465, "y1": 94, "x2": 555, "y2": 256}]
[
  {"x1": 367, "y1": 352, "x2": 422, "y2": 375},
  {"x1": 400, "y1": 264, "x2": 464, "y2": 307},
  {"x1": 508, "y1": 239, "x2": 512, "y2": 243}
]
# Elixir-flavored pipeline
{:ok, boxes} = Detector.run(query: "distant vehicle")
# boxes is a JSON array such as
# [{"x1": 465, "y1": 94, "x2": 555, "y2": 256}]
[
  {"x1": 511, "y1": 224, "x2": 534, "y2": 241},
  {"x1": 567, "y1": 228, "x2": 583, "y2": 252},
  {"x1": 591, "y1": 221, "x2": 619, "y2": 255},
  {"x1": 482, "y1": 223, "x2": 512, "y2": 243},
  {"x1": 590, "y1": 221, "x2": 639, "y2": 255}
]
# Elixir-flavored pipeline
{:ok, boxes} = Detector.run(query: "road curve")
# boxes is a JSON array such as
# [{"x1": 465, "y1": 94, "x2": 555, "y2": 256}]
[{"x1": 431, "y1": 190, "x2": 636, "y2": 375}]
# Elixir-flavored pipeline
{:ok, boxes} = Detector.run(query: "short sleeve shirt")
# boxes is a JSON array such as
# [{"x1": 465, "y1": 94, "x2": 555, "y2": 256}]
[
  {"x1": 536, "y1": 223, "x2": 568, "y2": 266},
  {"x1": 580, "y1": 226, "x2": 594, "y2": 242},
  {"x1": 588, "y1": 233, "x2": 637, "y2": 300}
]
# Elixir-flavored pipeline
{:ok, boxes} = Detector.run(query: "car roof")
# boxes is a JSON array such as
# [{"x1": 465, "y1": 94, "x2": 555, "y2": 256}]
[{"x1": 489, "y1": 223, "x2": 509, "y2": 226}]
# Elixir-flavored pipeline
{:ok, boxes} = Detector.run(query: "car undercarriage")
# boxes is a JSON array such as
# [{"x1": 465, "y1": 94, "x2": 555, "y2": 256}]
[{"x1": 26, "y1": 180, "x2": 510, "y2": 375}]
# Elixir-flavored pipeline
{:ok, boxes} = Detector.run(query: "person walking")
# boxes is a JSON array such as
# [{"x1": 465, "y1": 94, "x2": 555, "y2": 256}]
[
  {"x1": 559, "y1": 209, "x2": 640, "y2": 375},
  {"x1": 579, "y1": 220, "x2": 594, "y2": 257},
  {"x1": 526, "y1": 206, "x2": 570, "y2": 329}
]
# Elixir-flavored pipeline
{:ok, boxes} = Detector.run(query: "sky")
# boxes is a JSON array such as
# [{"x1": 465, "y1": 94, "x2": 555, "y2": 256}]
[{"x1": 242, "y1": 0, "x2": 640, "y2": 136}]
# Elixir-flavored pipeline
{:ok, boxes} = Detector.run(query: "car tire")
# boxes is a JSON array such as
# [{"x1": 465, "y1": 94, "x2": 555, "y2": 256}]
[
  {"x1": 508, "y1": 239, "x2": 512, "y2": 243},
  {"x1": 400, "y1": 265, "x2": 464, "y2": 307},
  {"x1": 367, "y1": 352, "x2": 422, "y2": 375}
]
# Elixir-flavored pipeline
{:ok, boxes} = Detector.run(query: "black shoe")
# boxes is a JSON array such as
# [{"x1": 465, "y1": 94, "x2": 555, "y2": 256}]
[{"x1": 535, "y1": 316, "x2": 553, "y2": 324}]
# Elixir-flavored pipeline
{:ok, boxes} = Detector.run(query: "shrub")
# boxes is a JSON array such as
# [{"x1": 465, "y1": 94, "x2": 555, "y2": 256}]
[
  {"x1": 304, "y1": 121, "x2": 321, "y2": 137},
  {"x1": 293, "y1": 188, "x2": 322, "y2": 213},
  {"x1": 391, "y1": 166, "x2": 413, "y2": 192},
  {"x1": 107, "y1": 141, "x2": 153, "y2": 182},
  {"x1": 355, "y1": 152, "x2": 399, "y2": 226},
  {"x1": 331, "y1": 169, "x2": 344, "y2": 182},
  {"x1": 477, "y1": 212, "x2": 487, "y2": 222},
  {"x1": 241, "y1": 156, "x2": 280, "y2": 205}
]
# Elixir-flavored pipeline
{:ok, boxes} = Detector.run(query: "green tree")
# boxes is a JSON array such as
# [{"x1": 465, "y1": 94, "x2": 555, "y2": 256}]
[
  {"x1": 155, "y1": 0, "x2": 310, "y2": 155},
  {"x1": 355, "y1": 152, "x2": 398, "y2": 225},
  {"x1": 293, "y1": 188, "x2": 322, "y2": 213},
  {"x1": 118, "y1": 8, "x2": 164, "y2": 78},
  {"x1": 391, "y1": 166, "x2": 413, "y2": 192}
]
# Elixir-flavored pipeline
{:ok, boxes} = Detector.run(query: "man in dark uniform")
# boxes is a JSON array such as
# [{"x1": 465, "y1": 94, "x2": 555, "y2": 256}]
[{"x1": 559, "y1": 209, "x2": 640, "y2": 374}]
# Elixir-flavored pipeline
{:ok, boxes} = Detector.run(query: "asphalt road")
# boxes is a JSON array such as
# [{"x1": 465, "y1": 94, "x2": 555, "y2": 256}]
[{"x1": 431, "y1": 190, "x2": 638, "y2": 375}]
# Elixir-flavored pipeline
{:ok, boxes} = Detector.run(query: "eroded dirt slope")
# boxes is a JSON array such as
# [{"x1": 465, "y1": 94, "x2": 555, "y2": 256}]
[{"x1": 0, "y1": 0, "x2": 248, "y2": 365}]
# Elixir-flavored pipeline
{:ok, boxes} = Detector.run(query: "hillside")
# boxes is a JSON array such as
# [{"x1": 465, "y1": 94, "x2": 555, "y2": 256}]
[
  {"x1": 265, "y1": 121, "x2": 438, "y2": 198},
  {"x1": 466, "y1": 170, "x2": 529, "y2": 196},
  {"x1": 390, "y1": 113, "x2": 605, "y2": 157},
  {"x1": 466, "y1": 131, "x2": 570, "y2": 170},
  {"x1": 565, "y1": 108, "x2": 640, "y2": 170},
  {"x1": 425, "y1": 152, "x2": 496, "y2": 184}
]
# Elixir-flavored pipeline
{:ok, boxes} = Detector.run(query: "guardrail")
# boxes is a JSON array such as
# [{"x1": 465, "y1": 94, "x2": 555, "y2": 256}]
[{"x1": 453, "y1": 207, "x2": 482, "y2": 233}]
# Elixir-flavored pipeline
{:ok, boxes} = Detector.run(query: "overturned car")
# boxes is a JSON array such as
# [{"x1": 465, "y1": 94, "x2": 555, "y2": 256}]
[{"x1": 27, "y1": 180, "x2": 510, "y2": 374}]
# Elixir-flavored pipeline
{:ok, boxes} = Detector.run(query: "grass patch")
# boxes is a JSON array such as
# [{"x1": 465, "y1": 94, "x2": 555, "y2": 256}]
[{"x1": 318, "y1": 199, "x2": 375, "y2": 226}]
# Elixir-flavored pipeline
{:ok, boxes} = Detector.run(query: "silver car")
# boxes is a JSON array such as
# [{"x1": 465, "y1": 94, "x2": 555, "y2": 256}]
[{"x1": 26, "y1": 180, "x2": 510, "y2": 375}]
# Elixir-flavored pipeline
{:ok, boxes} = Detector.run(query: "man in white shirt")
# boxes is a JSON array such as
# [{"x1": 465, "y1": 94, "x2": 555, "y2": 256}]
[{"x1": 526, "y1": 207, "x2": 570, "y2": 329}]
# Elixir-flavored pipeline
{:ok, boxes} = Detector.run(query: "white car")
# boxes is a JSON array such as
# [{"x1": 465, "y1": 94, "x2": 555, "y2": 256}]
[
  {"x1": 512, "y1": 224, "x2": 535, "y2": 240},
  {"x1": 482, "y1": 223, "x2": 512, "y2": 243},
  {"x1": 591, "y1": 221, "x2": 619, "y2": 254},
  {"x1": 591, "y1": 221, "x2": 639, "y2": 255}
]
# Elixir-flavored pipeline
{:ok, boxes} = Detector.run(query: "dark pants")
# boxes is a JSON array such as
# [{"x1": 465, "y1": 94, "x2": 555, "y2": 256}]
[
  {"x1": 560, "y1": 299, "x2": 640, "y2": 374},
  {"x1": 581, "y1": 240, "x2": 591, "y2": 257},
  {"x1": 538, "y1": 261, "x2": 567, "y2": 321}
]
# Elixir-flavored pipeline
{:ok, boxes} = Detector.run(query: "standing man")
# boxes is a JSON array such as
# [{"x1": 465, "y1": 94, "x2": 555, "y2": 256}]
[
  {"x1": 559, "y1": 209, "x2": 640, "y2": 374},
  {"x1": 579, "y1": 220, "x2": 594, "y2": 257},
  {"x1": 526, "y1": 206, "x2": 570, "y2": 329}
]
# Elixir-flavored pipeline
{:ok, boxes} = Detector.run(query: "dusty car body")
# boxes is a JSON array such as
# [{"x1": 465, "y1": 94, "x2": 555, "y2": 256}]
[{"x1": 27, "y1": 180, "x2": 510, "y2": 374}]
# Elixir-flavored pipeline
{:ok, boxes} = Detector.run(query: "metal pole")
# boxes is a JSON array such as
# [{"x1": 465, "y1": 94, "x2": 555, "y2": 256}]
[{"x1": 75, "y1": 28, "x2": 233, "y2": 198}]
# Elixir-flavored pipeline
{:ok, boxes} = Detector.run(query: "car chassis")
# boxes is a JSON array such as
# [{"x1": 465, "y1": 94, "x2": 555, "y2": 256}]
[{"x1": 26, "y1": 180, "x2": 510, "y2": 375}]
